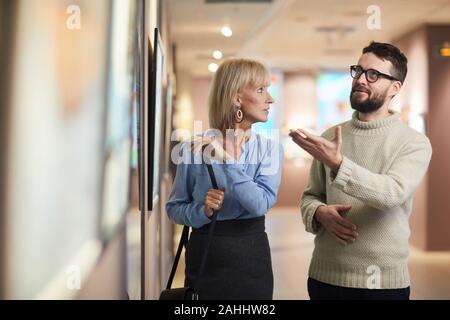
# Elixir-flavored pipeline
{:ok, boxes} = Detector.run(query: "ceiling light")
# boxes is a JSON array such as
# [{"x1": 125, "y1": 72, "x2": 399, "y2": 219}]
[
  {"x1": 212, "y1": 50, "x2": 223, "y2": 60},
  {"x1": 208, "y1": 63, "x2": 219, "y2": 73},
  {"x1": 221, "y1": 25, "x2": 233, "y2": 37}
]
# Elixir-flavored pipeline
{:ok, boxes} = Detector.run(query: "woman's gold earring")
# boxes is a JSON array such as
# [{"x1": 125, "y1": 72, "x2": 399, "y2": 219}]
[{"x1": 235, "y1": 107, "x2": 243, "y2": 123}]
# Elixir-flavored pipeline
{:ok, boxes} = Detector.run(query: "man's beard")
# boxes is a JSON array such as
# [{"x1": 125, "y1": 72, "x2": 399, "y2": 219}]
[{"x1": 350, "y1": 88, "x2": 387, "y2": 113}]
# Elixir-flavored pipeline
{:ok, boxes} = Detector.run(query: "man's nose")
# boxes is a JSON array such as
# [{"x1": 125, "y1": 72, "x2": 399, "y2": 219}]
[{"x1": 354, "y1": 72, "x2": 368, "y2": 86}]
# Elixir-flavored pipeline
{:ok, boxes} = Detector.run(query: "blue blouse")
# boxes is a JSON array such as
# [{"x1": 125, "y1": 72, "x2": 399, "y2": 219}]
[{"x1": 166, "y1": 132, "x2": 284, "y2": 228}]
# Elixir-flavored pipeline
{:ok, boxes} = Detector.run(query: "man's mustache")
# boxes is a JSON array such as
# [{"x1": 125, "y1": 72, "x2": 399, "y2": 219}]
[{"x1": 351, "y1": 86, "x2": 370, "y2": 94}]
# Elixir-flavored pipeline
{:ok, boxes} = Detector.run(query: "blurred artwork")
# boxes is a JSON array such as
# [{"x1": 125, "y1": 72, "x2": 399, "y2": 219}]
[
  {"x1": 101, "y1": 0, "x2": 137, "y2": 240},
  {"x1": 4, "y1": 0, "x2": 111, "y2": 299},
  {"x1": 401, "y1": 105, "x2": 426, "y2": 134},
  {"x1": 317, "y1": 71, "x2": 353, "y2": 134},
  {"x1": 40, "y1": 0, "x2": 106, "y2": 116}
]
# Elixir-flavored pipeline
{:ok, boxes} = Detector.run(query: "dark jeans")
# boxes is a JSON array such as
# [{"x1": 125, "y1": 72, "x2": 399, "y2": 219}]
[{"x1": 308, "y1": 277, "x2": 410, "y2": 300}]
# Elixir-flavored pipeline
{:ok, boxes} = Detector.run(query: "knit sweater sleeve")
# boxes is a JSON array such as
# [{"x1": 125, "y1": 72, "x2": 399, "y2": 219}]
[
  {"x1": 300, "y1": 158, "x2": 327, "y2": 234},
  {"x1": 331, "y1": 136, "x2": 432, "y2": 210}
]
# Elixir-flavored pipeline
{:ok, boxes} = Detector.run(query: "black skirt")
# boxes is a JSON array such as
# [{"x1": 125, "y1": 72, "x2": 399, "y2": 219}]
[{"x1": 184, "y1": 216, "x2": 273, "y2": 300}]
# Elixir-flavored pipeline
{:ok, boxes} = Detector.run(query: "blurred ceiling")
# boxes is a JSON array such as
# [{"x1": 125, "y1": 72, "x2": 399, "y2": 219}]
[{"x1": 168, "y1": 0, "x2": 450, "y2": 76}]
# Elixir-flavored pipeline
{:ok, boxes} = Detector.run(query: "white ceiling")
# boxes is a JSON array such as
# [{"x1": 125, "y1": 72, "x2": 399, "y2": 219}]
[{"x1": 168, "y1": 0, "x2": 450, "y2": 76}]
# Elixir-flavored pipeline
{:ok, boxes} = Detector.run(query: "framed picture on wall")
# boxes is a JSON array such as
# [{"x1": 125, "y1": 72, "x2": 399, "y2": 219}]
[
  {"x1": 100, "y1": 0, "x2": 138, "y2": 242},
  {"x1": 163, "y1": 76, "x2": 174, "y2": 176},
  {"x1": 124, "y1": 0, "x2": 145, "y2": 301},
  {"x1": 134, "y1": 0, "x2": 145, "y2": 214},
  {"x1": 2, "y1": 0, "x2": 111, "y2": 299},
  {"x1": 148, "y1": 28, "x2": 165, "y2": 211}
]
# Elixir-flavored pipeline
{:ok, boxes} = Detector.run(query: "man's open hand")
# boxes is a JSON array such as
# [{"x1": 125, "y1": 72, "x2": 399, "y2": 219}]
[
  {"x1": 314, "y1": 204, "x2": 358, "y2": 246},
  {"x1": 289, "y1": 126, "x2": 343, "y2": 172}
]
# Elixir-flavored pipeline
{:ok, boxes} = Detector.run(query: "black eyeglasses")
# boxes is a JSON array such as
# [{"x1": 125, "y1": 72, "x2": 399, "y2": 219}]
[{"x1": 350, "y1": 65, "x2": 400, "y2": 83}]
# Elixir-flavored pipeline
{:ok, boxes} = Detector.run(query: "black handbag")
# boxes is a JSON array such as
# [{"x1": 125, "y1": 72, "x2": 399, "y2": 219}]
[{"x1": 159, "y1": 163, "x2": 219, "y2": 300}]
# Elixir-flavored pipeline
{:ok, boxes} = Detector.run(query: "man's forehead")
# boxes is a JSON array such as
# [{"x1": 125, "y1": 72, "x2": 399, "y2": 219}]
[{"x1": 357, "y1": 52, "x2": 392, "y2": 74}]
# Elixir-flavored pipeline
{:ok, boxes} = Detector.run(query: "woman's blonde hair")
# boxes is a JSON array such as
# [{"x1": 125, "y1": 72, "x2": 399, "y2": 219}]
[{"x1": 208, "y1": 58, "x2": 270, "y2": 130}]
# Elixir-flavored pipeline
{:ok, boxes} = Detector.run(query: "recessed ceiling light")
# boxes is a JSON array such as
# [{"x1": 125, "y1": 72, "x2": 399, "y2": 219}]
[
  {"x1": 212, "y1": 50, "x2": 223, "y2": 60},
  {"x1": 208, "y1": 63, "x2": 219, "y2": 73},
  {"x1": 221, "y1": 25, "x2": 233, "y2": 37}
]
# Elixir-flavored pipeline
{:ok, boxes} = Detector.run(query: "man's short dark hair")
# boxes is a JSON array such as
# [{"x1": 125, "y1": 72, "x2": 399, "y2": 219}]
[{"x1": 363, "y1": 41, "x2": 408, "y2": 84}]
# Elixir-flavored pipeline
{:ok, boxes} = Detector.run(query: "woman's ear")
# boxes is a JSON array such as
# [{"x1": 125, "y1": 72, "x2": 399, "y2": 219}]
[{"x1": 233, "y1": 95, "x2": 242, "y2": 107}]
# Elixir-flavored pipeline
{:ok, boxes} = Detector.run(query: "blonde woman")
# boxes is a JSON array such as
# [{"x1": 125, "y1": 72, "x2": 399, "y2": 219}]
[{"x1": 166, "y1": 59, "x2": 283, "y2": 300}]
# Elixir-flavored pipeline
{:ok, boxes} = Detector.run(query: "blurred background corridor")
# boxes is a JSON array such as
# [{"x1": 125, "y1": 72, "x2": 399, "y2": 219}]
[{"x1": 0, "y1": 0, "x2": 450, "y2": 299}]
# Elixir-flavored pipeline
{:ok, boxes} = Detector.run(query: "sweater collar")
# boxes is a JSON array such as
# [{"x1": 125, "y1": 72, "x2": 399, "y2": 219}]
[{"x1": 349, "y1": 110, "x2": 401, "y2": 135}]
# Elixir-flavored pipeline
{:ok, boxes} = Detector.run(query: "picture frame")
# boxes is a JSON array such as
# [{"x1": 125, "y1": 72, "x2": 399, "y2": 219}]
[
  {"x1": 148, "y1": 28, "x2": 165, "y2": 211},
  {"x1": 163, "y1": 76, "x2": 174, "y2": 176},
  {"x1": 125, "y1": 0, "x2": 145, "y2": 301},
  {"x1": 135, "y1": 0, "x2": 146, "y2": 214},
  {"x1": 100, "y1": 0, "x2": 138, "y2": 242},
  {"x1": 2, "y1": 0, "x2": 111, "y2": 299}
]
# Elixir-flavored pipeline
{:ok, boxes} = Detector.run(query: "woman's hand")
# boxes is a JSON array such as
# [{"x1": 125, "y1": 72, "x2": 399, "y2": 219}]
[
  {"x1": 190, "y1": 130, "x2": 250, "y2": 162},
  {"x1": 191, "y1": 136, "x2": 232, "y2": 162},
  {"x1": 204, "y1": 188, "x2": 225, "y2": 217}
]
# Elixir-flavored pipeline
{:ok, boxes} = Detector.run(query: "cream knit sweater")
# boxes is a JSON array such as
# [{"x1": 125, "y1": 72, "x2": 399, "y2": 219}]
[{"x1": 301, "y1": 111, "x2": 432, "y2": 289}]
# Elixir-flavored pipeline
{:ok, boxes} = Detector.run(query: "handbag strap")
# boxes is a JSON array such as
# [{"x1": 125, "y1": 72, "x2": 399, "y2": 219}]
[
  {"x1": 194, "y1": 163, "x2": 219, "y2": 286},
  {"x1": 165, "y1": 162, "x2": 219, "y2": 290},
  {"x1": 165, "y1": 224, "x2": 189, "y2": 290}
]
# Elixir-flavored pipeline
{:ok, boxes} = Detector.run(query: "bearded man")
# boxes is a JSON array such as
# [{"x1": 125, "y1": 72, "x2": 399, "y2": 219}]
[{"x1": 290, "y1": 42, "x2": 432, "y2": 300}]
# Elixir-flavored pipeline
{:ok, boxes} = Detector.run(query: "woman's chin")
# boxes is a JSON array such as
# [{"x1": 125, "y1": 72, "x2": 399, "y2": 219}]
[
  {"x1": 259, "y1": 114, "x2": 269, "y2": 122},
  {"x1": 247, "y1": 115, "x2": 268, "y2": 125}
]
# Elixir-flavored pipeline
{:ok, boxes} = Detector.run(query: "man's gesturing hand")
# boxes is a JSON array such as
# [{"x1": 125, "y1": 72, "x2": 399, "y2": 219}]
[
  {"x1": 314, "y1": 204, "x2": 358, "y2": 246},
  {"x1": 289, "y1": 126, "x2": 343, "y2": 172}
]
